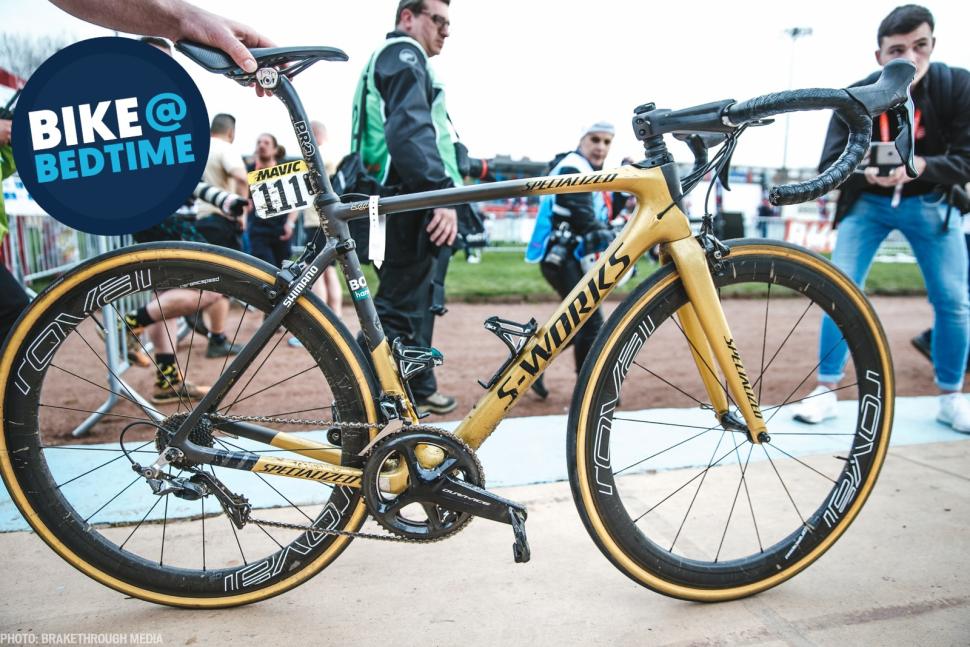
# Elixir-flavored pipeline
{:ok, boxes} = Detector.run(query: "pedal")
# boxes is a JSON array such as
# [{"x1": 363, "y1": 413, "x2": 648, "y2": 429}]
[
  {"x1": 392, "y1": 338, "x2": 444, "y2": 382},
  {"x1": 479, "y1": 316, "x2": 537, "y2": 389},
  {"x1": 509, "y1": 508, "x2": 530, "y2": 564}
]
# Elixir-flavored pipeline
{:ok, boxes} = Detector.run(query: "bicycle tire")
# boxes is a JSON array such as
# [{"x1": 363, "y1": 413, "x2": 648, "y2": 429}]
[
  {"x1": 568, "y1": 240, "x2": 893, "y2": 601},
  {"x1": 0, "y1": 242, "x2": 379, "y2": 607}
]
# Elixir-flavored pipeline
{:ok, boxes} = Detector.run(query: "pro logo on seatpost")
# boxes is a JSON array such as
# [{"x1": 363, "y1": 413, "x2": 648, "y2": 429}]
[{"x1": 11, "y1": 37, "x2": 209, "y2": 235}]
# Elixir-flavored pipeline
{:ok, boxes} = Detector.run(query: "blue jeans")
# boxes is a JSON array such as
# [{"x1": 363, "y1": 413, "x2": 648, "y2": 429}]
[{"x1": 819, "y1": 192, "x2": 969, "y2": 391}]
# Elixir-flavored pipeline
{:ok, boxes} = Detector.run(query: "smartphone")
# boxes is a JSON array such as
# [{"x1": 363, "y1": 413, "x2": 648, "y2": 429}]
[{"x1": 870, "y1": 142, "x2": 903, "y2": 176}]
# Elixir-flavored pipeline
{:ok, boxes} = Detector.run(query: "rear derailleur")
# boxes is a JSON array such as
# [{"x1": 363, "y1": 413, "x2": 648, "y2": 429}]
[{"x1": 131, "y1": 453, "x2": 252, "y2": 530}]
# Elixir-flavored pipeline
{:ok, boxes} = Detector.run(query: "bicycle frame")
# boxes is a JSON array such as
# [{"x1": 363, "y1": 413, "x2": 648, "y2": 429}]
[{"x1": 167, "y1": 74, "x2": 767, "y2": 491}]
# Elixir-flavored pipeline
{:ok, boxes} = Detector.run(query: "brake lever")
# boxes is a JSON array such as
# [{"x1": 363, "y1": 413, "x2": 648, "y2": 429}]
[{"x1": 890, "y1": 90, "x2": 918, "y2": 178}]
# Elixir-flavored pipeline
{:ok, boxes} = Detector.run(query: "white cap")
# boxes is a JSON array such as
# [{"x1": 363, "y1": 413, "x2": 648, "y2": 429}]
[{"x1": 580, "y1": 121, "x2": 615, "y2": 140}]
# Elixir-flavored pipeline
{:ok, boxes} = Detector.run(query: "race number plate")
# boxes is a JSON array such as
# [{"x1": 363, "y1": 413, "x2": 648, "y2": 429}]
[{"x1": 248, "y1": 160, "x2": 313, "y2": 219}]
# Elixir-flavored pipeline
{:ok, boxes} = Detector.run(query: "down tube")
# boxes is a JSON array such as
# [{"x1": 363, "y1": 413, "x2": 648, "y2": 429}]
[{"x1": 453, "y1": 209, "x2": 691, "y2": 450}]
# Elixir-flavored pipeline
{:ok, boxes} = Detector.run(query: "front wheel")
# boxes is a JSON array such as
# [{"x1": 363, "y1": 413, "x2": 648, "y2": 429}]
[{"x1": 568, "y1": 240, "x2": 893, "y2": 601}]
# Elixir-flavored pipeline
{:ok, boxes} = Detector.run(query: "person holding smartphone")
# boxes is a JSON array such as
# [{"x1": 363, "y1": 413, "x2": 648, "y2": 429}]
[{"x1": 793, "y1": 5, "x2": 970, "y2": 431}]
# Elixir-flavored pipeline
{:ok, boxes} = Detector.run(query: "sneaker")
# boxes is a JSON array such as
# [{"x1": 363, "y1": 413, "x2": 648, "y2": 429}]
[
  {"x1": 287, "y1": 336, "x2": 304, "y2": 348},
  {"x1": 152, "y1": 366, "x2": 210, "y2": 404},
  {"x1": 206, "y1": 337, "x2": 244, "y2": 358},
  {"x1": 96, "y1": 319, "x2": 151, "y2": 367},
  {"x1": 125, "y1": 329, "x2": 151, "y2": 368},
  {"x1": 184, "y1": 313, "x2": 209, "y2": 337},
  {"x1": 415, "y1": 392, "x2": 457, "y2": 415},
  {"x1": 791, "y1": 386, "x2": 838, "y2": 424},
  {"x1": 911, "y1": 329, "x2": 932, "y2": 363},
  {"x1": 937, "y1": 393, "x2": 970, "y2": 433}
]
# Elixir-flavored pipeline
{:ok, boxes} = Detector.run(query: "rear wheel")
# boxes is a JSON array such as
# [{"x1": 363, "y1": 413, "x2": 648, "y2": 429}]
[
  {"x1": 569, "y1": 240, "x2": 893, "y2": 601},
  {"x1": 0, "y1": 242, "x2": 378, "y2": 607}
]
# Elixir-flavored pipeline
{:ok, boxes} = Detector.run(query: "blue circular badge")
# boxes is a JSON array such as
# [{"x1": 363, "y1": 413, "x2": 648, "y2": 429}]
[{"x1": 11, "y1": 37, "x2": 210, "y2": 236}]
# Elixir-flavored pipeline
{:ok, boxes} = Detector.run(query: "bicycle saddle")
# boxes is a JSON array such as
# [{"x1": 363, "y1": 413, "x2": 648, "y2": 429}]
[{"x1": 175, "y1": 40, "x2": 348, "y2": 78}]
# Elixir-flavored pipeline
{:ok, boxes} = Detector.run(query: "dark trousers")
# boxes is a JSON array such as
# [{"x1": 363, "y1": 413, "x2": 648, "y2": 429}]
[
  {"x1": 195, "y1": 215, "x2": 242, "y2": 251},
  {"x1": 0, "y1": 265, "x2": 30, "y2": 349},
  {"x1": 250, "y1": 231, "x2": 292, "y2": 268},
  {"x1": 540, "y1": 256, "x2": 604, "y2": 372},
  {"x1": 374, "y1": 255, "x2": 438, "y2": 399}
]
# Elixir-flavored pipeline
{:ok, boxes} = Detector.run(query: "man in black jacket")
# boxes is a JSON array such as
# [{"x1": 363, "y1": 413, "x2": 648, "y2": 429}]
[
  {"x1": 351, "y1": 0, "x2": 460, "y2": 415},
  {"x1": 793, "y1": 4, "x2": 970, "y2": 432}
]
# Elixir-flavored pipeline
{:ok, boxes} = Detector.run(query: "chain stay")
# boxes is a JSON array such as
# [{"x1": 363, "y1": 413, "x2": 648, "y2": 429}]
[{"x1": 206, "y1": 412, "x2": 464, "y2": 544}]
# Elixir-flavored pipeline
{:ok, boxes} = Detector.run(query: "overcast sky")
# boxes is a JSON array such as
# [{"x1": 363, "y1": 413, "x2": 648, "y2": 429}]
[{"x1": 3, "y1": 1, "x2": 968, "y2": 171}]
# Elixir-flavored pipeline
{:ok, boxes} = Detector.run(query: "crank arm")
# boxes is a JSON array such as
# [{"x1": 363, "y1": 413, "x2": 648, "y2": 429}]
[{"x1": 429, "y1": 475, "x2": 527, "y2": 525}]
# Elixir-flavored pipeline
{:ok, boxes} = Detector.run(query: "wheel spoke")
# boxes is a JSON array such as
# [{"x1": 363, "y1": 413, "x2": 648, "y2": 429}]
[
  {"x1": 84, "y1": 475, "x2": 143, "y2": 524},
  {"x1": 222, "y1": 364, "x2": 318, "y2": 409},
  {"x1": 669, "y1": 430, "x2": 727, "y2": 553},
  {"x1": 738, "y1": 444, "x2": 763, "y2": 554},
  {"x1": 211, "y1": 466, "x2": 248, "y2": 566},
  {"x1": 613, "y1": 425, "x2": 718, "y2": 476},
  {"x1": 201, "y1": 495, "x2": 206, "y2": 571},
  {"x1": 55, "y1": 440, "x2": 155, "y2": 489},
  {"x1": 106, "y1": 302, "x2": 187, "y2": 413},
  {"x1": 178, "y1": 290, "x2": 206, "y2": 391},
  {"x1": 119, "y1": 494, "x2": 164, "y2": 550},
  {"x1": 215, "y1": 438, "x2": 318, "y2": 524},
  {"x1": 764, "y1": 337, "x2": 850, "y2": 426},
  {"x1": 48, "y1": 363, "x2": 161, "y2": 418},
  {"x1": 219, "y1": 302, "x2": 251, "y2": 380},
  {"x1": 750, "y1": 298, "x2": 815, "y2": 395},
  {"x1": 152, "y1": 289, "x2": 189, "y2": 414},
  {"x1": 764, "y1": 443, "x2": 837, "y2": 484},
  {"x1": 633, "y1": 443, "x2": 739, "y2": 523},
  {"x1": 761, "y1": 383, "x2": 858, "y2": 414},
  {"x1": 762, "y1": 445, "x2": 808, "y2": 527},
  {"x1": 758, "y1": 283, "x2": 770, "y2": 403},
  {"x1": 714, "y1": 435, "x2": 749, "y2": 561},
  {"x1": 671, "y1": 316, "x2": 737, "y2": 410},
  {"x1": 221, "y1": 328, "x2": 288, "y2": 417},
  {"x1": 632, "y1": 360, "x2": 705, "y2": 409},
  {"x1": 40, "y1": 402, "x2": 158, "y2": 425}
]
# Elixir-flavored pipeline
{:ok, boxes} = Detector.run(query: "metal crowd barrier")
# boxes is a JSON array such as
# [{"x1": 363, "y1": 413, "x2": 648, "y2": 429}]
[{"x1": 3, "y1": 213, "x2": 165, "y2": 436}]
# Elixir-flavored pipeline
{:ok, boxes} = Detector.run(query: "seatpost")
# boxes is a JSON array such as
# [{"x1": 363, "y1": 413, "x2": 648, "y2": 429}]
[{"x1": 272, "y1": 74, "x2": 340, "y2": 205}]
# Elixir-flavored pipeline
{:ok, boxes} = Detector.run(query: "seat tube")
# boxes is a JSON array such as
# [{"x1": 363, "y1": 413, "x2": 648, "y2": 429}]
[{"x1": 665, "y1": 237, "x2": 766, "y2": 443}]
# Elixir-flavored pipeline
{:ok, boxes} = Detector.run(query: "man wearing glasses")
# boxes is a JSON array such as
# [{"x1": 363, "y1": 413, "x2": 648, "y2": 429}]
[
  {"x1": 351, "y1": 0, "x2": 460, "y2": 415},
  {"x1": 526, "y1": 123, "x2": 617, "y2": 397}
]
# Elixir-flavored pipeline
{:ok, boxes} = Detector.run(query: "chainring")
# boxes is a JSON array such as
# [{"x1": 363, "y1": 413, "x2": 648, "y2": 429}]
[{"x1": 361, "y1": 427, "x2": 484, "y2": 542}]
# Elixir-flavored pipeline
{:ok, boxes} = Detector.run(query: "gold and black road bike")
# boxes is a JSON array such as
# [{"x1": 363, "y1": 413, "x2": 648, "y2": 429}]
[{"x1": 0, "y1": 42, "x2": 919, "y2": 607}]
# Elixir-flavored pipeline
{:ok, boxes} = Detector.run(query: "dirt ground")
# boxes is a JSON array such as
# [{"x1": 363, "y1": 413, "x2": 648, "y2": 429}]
[{"x1": 31, "y1": 293, "x2": 937, "y2": 447}]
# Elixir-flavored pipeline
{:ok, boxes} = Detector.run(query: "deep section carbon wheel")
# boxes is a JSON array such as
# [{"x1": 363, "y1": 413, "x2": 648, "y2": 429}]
[
  {"x1": 0, "y1": 242, "x2": 378, "y2": 607},
  {"x1": 569, "y1": 240, "x2": 893, "y2": 601}
]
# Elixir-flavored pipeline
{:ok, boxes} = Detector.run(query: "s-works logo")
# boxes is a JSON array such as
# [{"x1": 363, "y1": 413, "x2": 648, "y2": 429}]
[{"x1": 12, "y1": 38, "x2": 209, "y2": 235}]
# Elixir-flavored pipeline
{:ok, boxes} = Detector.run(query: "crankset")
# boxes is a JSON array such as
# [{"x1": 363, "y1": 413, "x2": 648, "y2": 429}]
[{"x1": 361, "y1": 427, "x2": 531, "y2": 562}]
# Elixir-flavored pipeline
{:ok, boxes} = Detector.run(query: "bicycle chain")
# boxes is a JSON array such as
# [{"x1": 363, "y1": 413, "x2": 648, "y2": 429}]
[{"x1": 205, "y1": 412, "x2": 470, "y2": 544}]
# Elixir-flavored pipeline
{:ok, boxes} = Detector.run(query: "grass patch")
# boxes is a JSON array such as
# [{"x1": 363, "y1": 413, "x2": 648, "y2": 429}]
[{"x1": 362, "y1": 247, "x2": 928, "y2": 302}]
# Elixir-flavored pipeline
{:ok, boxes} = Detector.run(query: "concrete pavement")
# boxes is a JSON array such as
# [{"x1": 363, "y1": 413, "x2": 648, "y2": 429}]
[{"x1": 0, "y1": 434, "x2": 968, "y2": 645}]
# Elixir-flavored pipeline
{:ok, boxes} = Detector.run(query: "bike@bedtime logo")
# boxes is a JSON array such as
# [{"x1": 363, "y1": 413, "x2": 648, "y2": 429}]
[{"x1": 11, "y1": 37, "x2": 209, "y2": 235}]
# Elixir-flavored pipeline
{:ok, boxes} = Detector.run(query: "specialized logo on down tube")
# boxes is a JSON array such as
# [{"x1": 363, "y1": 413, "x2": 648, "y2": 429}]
[{"x1": 11, "y1": 37, "x2": 209, "y2": 235}]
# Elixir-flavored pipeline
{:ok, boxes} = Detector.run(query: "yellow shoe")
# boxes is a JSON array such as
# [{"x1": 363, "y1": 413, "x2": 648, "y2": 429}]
[{"x1": 152, "y1": 365, "x2": 210, "y2": 404}]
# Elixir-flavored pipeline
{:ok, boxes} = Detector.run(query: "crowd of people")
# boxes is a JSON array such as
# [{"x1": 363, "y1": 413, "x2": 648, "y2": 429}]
[{"x1": 0, "y1": 0, "x2": 968, "y2": 434}]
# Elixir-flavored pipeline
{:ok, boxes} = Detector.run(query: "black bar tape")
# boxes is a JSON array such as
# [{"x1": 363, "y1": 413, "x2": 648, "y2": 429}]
[{"x1": 724, "y1": 89, "x2": 871, "y2": 205}]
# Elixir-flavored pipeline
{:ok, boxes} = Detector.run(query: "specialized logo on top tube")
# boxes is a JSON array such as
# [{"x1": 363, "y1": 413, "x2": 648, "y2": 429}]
[{"x1": 524, "y1": 172, "x2": 618, "y2": 192}]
